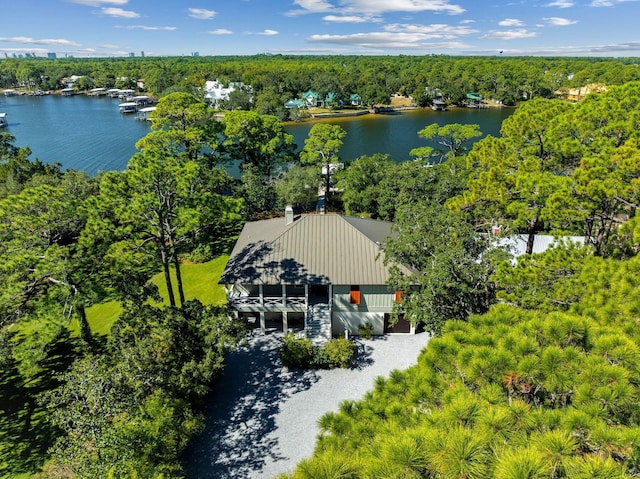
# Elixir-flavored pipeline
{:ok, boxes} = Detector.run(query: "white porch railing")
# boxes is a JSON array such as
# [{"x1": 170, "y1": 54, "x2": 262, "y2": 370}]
[{"x1": 228, "y1": 295, "x2": 306, "y2": 308}]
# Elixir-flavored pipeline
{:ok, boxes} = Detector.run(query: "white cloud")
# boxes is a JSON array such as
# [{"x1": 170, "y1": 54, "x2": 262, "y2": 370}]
[
  {"x1": 481, "y1": 29, "x2": 537, "y2": 40},
  {"x1": 590, "y1": 0, "x2": 639, "y2": 5},
  {"x1": 100, "y1": 43, "x2": 121, "y2": 49},
  {"x1": 340, "y1": 0, "x2": 465, "y2": 14},
  {"x1": 0, "y1": 36, "x2": 81, "y2": 46},
  {"x1": 288, "y1": 0, "x2": 465, "y2": 16},
  {"x1": 287, "y1": 0, "x2": 334, "y2": 15},
  {"x1": 117, "y1": 25, "x2": 177, "y2": 31},
  {"x1": 258, "y1": 29, "x2": 279, "y2": 36},
  {"x1": 499, "y1": 18, "x2": 524, "y2": 26},
  {"x1": 67, "y1": 0, "x2": 128, "y2": 5},
  {"x1": 307, "y1": 31, "x2": 471, "y2": 50},
  {"x1": 544, "y1": 16, "x2": 578, "y2": 25},
  {"x1": 323, "y1": 14, "x2": 382, "y2": 23},
  {"x1": 384, "y1": 23, "x2": 477, "y2": 36},
  {"x1": 101, "y1": 7, "x2": 140, "y2": 18},
  {"x1": 467, "y1": 40, "x2": 640, "y2": 56},
  {"x1": 545, "y1": 0, "x2": 574, "y2": 7},
  {"x1": 188, "y1": 8, "x2": 217, "y2": 19},
  {"x1": 208, "y1": 29, "x2": 233, "y2": 35}
]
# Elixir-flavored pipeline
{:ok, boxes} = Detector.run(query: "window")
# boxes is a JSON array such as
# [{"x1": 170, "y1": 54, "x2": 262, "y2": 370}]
[{"x1": 349, "y1": 285, "x2": 361, "y2": 305}]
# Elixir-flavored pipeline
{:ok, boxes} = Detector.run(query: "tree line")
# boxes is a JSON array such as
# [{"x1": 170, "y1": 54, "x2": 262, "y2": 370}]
[{"x1": 3, "y1": 54, "x2": 640, "y2": 118}]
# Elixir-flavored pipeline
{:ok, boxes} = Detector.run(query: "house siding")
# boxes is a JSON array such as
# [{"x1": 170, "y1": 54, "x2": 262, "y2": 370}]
[{"x1": 332, "y1": 285, "x2": 396, "y2": 312}]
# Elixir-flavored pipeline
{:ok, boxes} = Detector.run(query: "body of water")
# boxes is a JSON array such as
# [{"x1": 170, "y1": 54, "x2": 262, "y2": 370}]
[
  {"x1": 286, "y1": 107, "x2": 514, "y2": 162},
  {"x1": 1, "y1": 93, "x2": 151, "y2": 175},
  {"x1": 0, "y1": 94, "x2": 513, "y2": 175}
]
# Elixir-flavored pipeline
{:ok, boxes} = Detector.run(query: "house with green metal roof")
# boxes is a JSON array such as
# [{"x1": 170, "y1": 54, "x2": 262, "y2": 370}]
[
  {"x1": 301, "y1": 90, "x2": 321, "y2": 107},
  {"x1": 284, "y1": 98, "x2": 306, "y2": 109},
  {"x1": 219, "y1": 208, "x2": 415, "y2": 342}
]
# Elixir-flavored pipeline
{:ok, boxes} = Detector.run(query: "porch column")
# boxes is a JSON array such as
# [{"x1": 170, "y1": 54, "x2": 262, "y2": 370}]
[
  {"x1": 304, "y1": 284, "x2": 309, "y2": 331},
  {"x1": 259, "y1": 311, "x2": 266, "y2": 331},
  {"x1": 328, "y1": 284, "x2": 333, "y2": 307},
  {"x1": 282, "y1": 284, "x2": 287, "y2": 307},
  {"x1": 283, "y1": 311, "x2": 289, "y2": 335},
  {"x1": 259, "y1": 284, "x2": 264, "y2": 306}
]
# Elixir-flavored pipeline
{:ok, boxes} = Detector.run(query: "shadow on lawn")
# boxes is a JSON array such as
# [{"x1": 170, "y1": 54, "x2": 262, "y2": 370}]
[
  {"x1": 0, "y1": 330, "x2": 101, "y2": 476},
  {"x1": 183, "y1": 333, "x2": 319, "y2": 479}
]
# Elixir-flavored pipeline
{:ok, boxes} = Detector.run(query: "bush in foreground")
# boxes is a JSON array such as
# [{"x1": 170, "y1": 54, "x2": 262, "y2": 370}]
[{"x1": 279, "y1": 334, "x2": 355, "y2": 369}]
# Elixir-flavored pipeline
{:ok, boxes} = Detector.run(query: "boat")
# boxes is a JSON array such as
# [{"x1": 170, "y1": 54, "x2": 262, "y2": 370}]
[
  {"x1": 136, "y1": 106, "x2": 156, "y2": 121},
  {"x1": 118, "y1": 102, "x2": 138, "y2": 113},
  {"x1": 3, "y1": 89, "x2": 17, "y2": 97},
  {"x1": 107, "y1": 88, "x2": 121, "y2": 98},
  {"x1": 61, "y1": 88, "x2": 76, "y2": 97},
  {"x1": 128, "y1": 95, "x2": 154, "y2": 107},
  {"x1": 0, "y1": 113, "x2": 7, "y2": 128},
  {"x1": 117, "y1": 89, "x2": 135, "y2": 100},
  {"x1": 431, "y1": 99, "x2": 446, "y2": 111}
]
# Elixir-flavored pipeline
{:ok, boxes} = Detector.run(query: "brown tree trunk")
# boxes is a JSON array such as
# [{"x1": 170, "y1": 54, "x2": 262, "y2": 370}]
[{"x1": 158, "y1": 218, "x2": 176, "y2": 307}]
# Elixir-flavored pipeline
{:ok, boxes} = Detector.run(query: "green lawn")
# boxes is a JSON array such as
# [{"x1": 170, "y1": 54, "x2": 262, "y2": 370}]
[{"x1": 86, "y1": 255, "x2": 229, "y2": 336}]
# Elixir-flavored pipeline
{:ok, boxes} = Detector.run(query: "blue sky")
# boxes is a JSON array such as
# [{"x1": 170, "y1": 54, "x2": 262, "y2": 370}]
[{"x1": 2, "y1": 0, "x2": 640, "y2": 57}]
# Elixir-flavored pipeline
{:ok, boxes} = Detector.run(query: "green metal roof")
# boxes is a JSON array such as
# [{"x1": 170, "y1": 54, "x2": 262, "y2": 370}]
[
  {"x1": 220, "y1": 214, "x2": 408, "y2": 285},
  {"x1": 285, "y1": 99, "x2": 305, "y2": 107}
]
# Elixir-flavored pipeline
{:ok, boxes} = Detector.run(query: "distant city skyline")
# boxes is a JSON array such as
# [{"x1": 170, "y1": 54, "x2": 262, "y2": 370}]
[{"x1": 1, "y1": 0, "x2": 640, "y2": 58}]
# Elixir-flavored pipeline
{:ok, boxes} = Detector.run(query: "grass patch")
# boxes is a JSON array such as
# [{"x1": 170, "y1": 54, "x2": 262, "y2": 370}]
[{"x1": 85, "y1": 255, "x2": 229, "y2": 336}]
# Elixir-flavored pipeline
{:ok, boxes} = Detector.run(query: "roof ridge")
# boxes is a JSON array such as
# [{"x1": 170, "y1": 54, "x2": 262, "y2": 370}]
[{"x1": 337, "y1": 214, "x2": 387, "y2": 250}]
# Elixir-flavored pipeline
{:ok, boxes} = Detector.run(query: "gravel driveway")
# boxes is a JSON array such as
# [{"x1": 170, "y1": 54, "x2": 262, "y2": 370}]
[{"x1": 183, "y1": 332, "x2": 430, "y2": 479}]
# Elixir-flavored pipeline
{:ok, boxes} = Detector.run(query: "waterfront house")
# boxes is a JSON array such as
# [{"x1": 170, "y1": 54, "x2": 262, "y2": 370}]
[
  {"x1": 204, "y1": 79, "x2": 251, "y2": 107},
  {"x1": 350, "y1": 93, "x2": 363, "y2": 106},
  {"x1": 285, "y1": 99, "x2": 306, "y2": 109},
  {"x1": 220, "y1": 209, "x2": 415, "y2": 342},
  {"x1": 466, "y1": 92, "x2": 484, "y2": 108},
  {"x1": 301, "y1": 90, "x2": 321, "y2": 108}
]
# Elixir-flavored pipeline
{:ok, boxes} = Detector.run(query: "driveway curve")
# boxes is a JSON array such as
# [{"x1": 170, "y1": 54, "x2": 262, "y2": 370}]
[{"x1": 183, "y1": 332, "x2": 430, "y2": 479}]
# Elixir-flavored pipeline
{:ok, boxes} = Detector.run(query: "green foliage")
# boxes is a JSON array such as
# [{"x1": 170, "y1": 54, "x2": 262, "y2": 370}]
[
  {"x1": 279, "y1": 334, "x2": 355, "y2": 369},
  {"x1": 357, "y1": 321, "x2": 374, "y2": 339},
  {"x1": 385, "y1": 203, "x2": 498, "y2": 333},
  {"x1": 221, "y1": 110, "x2": 296, "y2": 177},
  {"x1": 452, "y1": 83, "x2": 640, "y2": 257},
  {"x1": 274, "y1": 165, "x2": 320, "y2": 213},
  {"x1": 300, "y1": 123, "x2": 347, "y2": 211},
  {"x1": 41, "y1": 301, "x2": 243, "y2": 477},
  {"x1": 279, "y1": 333, "x2": 315, "y2": 368},
  {"x1": 493, "y1": 240, "x2": 593, "y2": 310},
  {"x1": 322, "y1": 338, "x2": 356, "y2": 368},
  {"x1": 412, "y1": 122, "x2": 482, "y2": 162},
  {"x1": 335, "y1": 153, "x2": 394, "y2": 217},
  {"x1": 286, "y1": 243, "x2": 640, "y2": 477}
]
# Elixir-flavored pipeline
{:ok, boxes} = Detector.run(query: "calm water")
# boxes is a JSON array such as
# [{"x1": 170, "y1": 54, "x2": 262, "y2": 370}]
[
  {"x1": 1, "y1": 94, "x2": 513, "y2": 175},
  {"x1": 1, "y1": 94, "x2": 151, "y2": 175},
  {"x1": 287, "y1": 107, "x2": 514, "y2": 162}
]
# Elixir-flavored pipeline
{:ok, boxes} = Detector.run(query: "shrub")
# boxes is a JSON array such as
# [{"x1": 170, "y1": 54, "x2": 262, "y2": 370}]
[
  {"x1": 358, "y1": 321, "x2": 375, "y2": 339},
  {"x1": 279, "y1": 333, "x2": 314, "y2": 368},
  {"x1": 279, "y1": 334, "x2": 355, "y2": 369},
  {"x1": 322, "y1": 338, "x2": 355, "y2": 368}
]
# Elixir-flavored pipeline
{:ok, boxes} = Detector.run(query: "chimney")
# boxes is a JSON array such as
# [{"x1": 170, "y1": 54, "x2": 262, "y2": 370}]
[{"x1": 285, "y1": 205, "x2": 294, "y2": 225}]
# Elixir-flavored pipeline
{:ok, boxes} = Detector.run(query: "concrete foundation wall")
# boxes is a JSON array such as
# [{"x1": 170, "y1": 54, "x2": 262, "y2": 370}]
[{"x1": 332, "y1": 312, "x2": 384, "y2": 336}]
